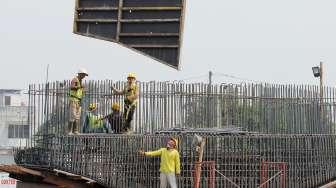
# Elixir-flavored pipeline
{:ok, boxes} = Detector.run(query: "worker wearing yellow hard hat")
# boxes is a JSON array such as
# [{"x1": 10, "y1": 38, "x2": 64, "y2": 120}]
[
  {"x1": 100, "y1": 102, "x2": 123, "y2": 133},
  {"x1": 139, "y1": 137, "x2": 180, "y2": 188},
  {"x1": 68, "y1": 68, "x2": 88, "y2": 135},
  {"x1": 88, "y1": 103, "x2": 96, "y2": 110},
  {"x1": 111, "y1": 73, "x2": 139, "y2": 134},
  {"x1": 82, "y1": 103, "x2": 109, "y2": 133},
  {"x1": 112, "y1": 102, "x2": 120, "y2": 111}
]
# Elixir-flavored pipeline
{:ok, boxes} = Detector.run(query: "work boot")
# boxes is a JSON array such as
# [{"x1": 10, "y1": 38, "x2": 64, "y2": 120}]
[
  {"x1": 126, "y1": 129, "x2": 133, "y2": 135},
  {"x1": 68, "y1": 122, "x2": 73, "y2": 135},
  {"x1": 73, "y1": 120, "x2": 80, "y2": 135},
  {"x1": 123, "y1": 127, "x2": 133, "y2": 135}
]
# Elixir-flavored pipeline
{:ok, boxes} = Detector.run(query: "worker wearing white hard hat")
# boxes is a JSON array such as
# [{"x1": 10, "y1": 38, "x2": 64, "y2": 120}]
[
  {"x1": 78, "y1": 68, "x2": 89, "y2": 76},
  {"x1": 68, "y1": 68, "x2": 88, "y2": 135}
]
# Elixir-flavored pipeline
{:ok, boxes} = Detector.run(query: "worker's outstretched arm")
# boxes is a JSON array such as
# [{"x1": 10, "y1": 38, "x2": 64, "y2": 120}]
[
  {"x1": 99, "y1": 113, "x2": 111, "y2": 121},
  {"x1": 175, "y1": 151, "x2": 181, "y2": 175},
  {"x1": 111, "y1": 86, "x2": 124, "y2": 95},
  {"x1": 144, "y1": 148, "x2": 163, "y2": 157}
]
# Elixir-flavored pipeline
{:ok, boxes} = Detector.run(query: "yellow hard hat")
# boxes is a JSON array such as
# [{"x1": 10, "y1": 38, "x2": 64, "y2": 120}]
[
  {"x1": 127, "y1": 73, "x2": 136, "y2": 79},
  {"x1": 112, "y1": 103, "x2": 120, "y2": 111},
  {"x1": 88, "y1": 103, "x2": 96, "y2": 110}
]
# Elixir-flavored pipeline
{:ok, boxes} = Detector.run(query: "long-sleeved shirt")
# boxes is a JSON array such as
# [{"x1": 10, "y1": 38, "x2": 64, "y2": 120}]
[
  {"x1": 145, "y1": 148, "x2": 181, "y2": 174},
  {"x1": 82, "y1": 112, "x2": 108, "y2": 133},
  {"x1": 106, "y1": 111, "x2": 123, "y2": 133}
]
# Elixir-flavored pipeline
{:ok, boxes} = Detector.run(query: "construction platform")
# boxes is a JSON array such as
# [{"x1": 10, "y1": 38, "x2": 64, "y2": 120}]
[{"x1": 8, "y1": 81, "x2": 336, "y2": 187}]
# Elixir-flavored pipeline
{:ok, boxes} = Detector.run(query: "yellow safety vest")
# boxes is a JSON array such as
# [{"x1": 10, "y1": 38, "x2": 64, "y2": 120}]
[
  {"x1": 69, "y1": 77, "x2": 83, "y2": 102},
  {"x1": 124, "y1": 83, "x2": 138, "y2": 104},
  {"x1": 88, "y1": 113, "x2": 103, "y2": 129}
]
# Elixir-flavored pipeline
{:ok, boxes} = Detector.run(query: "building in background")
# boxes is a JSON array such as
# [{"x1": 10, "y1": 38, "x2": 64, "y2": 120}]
[{"x1": 0, "y1": 89, "x2": 28, "y2": 153}]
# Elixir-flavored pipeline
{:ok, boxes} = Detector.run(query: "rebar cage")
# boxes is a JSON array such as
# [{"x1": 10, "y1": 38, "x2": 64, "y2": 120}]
[{"x1": 15, "y1": 81, "x2": 336, "y2": 187}]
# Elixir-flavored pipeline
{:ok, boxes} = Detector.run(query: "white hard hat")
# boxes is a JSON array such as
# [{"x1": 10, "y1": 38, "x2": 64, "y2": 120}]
[{"x1": 78, "y1": 68, "x2": 88, "y2": 76}]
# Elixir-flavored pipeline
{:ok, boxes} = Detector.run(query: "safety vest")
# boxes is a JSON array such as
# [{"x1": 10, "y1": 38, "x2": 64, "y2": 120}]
[
  {"x1": 88, "y1": 112, "x2": 103, "y2": 129},
  {"x1": 69, "y1": 77, "x2": 83, "y2": 102},
  {"x1": 124, "y1": 83, "x2": 138, "y2": 104}
]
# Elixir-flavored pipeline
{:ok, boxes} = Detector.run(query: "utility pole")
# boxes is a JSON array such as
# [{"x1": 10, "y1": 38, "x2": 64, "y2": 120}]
[
  {"x1": 312, "y1": 62, "x2": 325, "y2": 131},
  {"x1": 319, "y1": 62, "x2": 323, "y2": 109},
  {"x1": 208, "y1": 71, "x2": 213, "y2": 85},
  {"x1": 46, "y1": 64, "x2": 49, "y2": 84},
  {"x1": 319, "y1": 62, "x2": 324, "y2": 133},
  {"x1": 312, "y1": 62, "x2": 324, "y2": 109},
  {"x1": 207, "y1": 71, "x2": 213, "y2": 127}
]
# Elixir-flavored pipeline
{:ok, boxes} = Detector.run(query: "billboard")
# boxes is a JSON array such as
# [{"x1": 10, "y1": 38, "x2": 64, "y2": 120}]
[{"x1": 74, "y1": 0, "x2": 186, "y2": 69}]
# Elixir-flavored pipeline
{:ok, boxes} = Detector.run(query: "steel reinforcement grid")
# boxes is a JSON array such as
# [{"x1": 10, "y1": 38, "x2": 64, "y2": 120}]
[
  {"x1": 15, "y1": 134, "x2": 336, "y2": 188},
  {"x1": 14, "y1": 81, "x2": 336, "y2": 187},
  {"x1": 27, "y1": 81, "x2": 336, "y2": 138}
]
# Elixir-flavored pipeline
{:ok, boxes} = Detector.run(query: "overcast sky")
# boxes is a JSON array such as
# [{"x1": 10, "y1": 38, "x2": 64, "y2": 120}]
[{"x1": 1, "y1": 0, "x2": 336, "y2": 89}]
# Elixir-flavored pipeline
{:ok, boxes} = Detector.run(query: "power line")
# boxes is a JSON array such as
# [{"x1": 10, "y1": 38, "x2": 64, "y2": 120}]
[
  {"x1": 179, "y1": 74, "x2": 209, "y2": 81},
  {"x1": 162, "y1": 74, "x2": 209, "y2": 82},
  {"x1": 213, "y1": 72, "x2": 262, "y2": 84}
]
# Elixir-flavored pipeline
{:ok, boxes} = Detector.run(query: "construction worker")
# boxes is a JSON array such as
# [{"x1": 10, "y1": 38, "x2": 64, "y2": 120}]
[
  {"x1": 139, "y1": 138, "x2": 181, "y2": 188},
  {"x1": 111, "y1": 73, "x2": 139, "y2": 134},
  {"x1": 68, "y1": 68, "x2": 88, "y2": 135},
  {"x1": 100, "y1": 103, "x2": 123, "y2": 133},
  {"x1": 82, "y1": 103, "x2": 109, "y2": 133}
]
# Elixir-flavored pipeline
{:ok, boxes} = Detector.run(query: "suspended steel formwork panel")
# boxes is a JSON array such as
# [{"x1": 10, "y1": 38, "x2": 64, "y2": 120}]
[{"x1": 73, "y1": 0, "x2": 186, "y2": 69}]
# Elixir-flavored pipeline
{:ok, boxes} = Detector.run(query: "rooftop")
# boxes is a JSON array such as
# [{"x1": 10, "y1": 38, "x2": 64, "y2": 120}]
[{"x1": 0, "y1": 89, "x2": 21, "y2": 94}]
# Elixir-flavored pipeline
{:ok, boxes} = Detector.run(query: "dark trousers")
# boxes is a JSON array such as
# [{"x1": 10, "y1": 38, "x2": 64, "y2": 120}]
[{"x1": 123, "y1": 102, "x2": 136, "y2": 130}]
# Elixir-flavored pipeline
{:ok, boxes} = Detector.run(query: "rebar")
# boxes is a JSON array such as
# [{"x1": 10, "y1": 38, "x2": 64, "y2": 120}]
[
  {"x1": 14, "y1": 81, "x2": 336, "y2": 187},
  {"x1": 15, "y1": 134, "x2": 336, "y2": 188},
  {"x1": 26, "y1": 81, "x2": 336, "y2": 139}
]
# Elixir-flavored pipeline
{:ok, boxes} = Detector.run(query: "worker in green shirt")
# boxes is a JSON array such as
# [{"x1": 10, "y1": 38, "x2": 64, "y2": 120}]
[
  {"x1": 139, "y1": 138, "x2": 181, "y2": 188},
  {"x1": 82, "y1": 103, "x2": 109, "y2": 133}
]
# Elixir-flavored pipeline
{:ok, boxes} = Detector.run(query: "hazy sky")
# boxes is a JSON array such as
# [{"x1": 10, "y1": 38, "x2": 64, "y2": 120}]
[{"x1": 1, "y1": 0, "x2": 336, "y2": 89}]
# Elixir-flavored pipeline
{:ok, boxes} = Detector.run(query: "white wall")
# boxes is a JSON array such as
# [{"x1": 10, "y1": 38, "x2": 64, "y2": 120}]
[
  {"x1": 0, "y1": 94, "x2": 21, "y2": 107},
  {"x1": 0, "y1": 90, "x2": 28, "y2": 148}
]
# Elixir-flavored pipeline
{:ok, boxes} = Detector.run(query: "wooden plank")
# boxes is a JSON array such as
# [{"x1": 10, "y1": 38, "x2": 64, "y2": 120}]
[
  {"x1": 20, "y1": 167, "x2": 43, "y2": 177},
  {"x1": 54, "y1": 169, "x2": 94, "y2": 182},
  {"x1": 0, "y1": 165, "x2": 43, "y2": 177}
]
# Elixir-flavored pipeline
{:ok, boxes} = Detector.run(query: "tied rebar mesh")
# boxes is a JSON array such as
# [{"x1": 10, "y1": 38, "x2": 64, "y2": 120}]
[
  {"x1": 26, "y1": 81, "x2": 336, "y2": 138},
  {"x1": 15, "y1": 134, "x2": 336, "y2": 188},
  {"x1": 14, "y1": 81, "x2": 336, "y2": 188}
]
